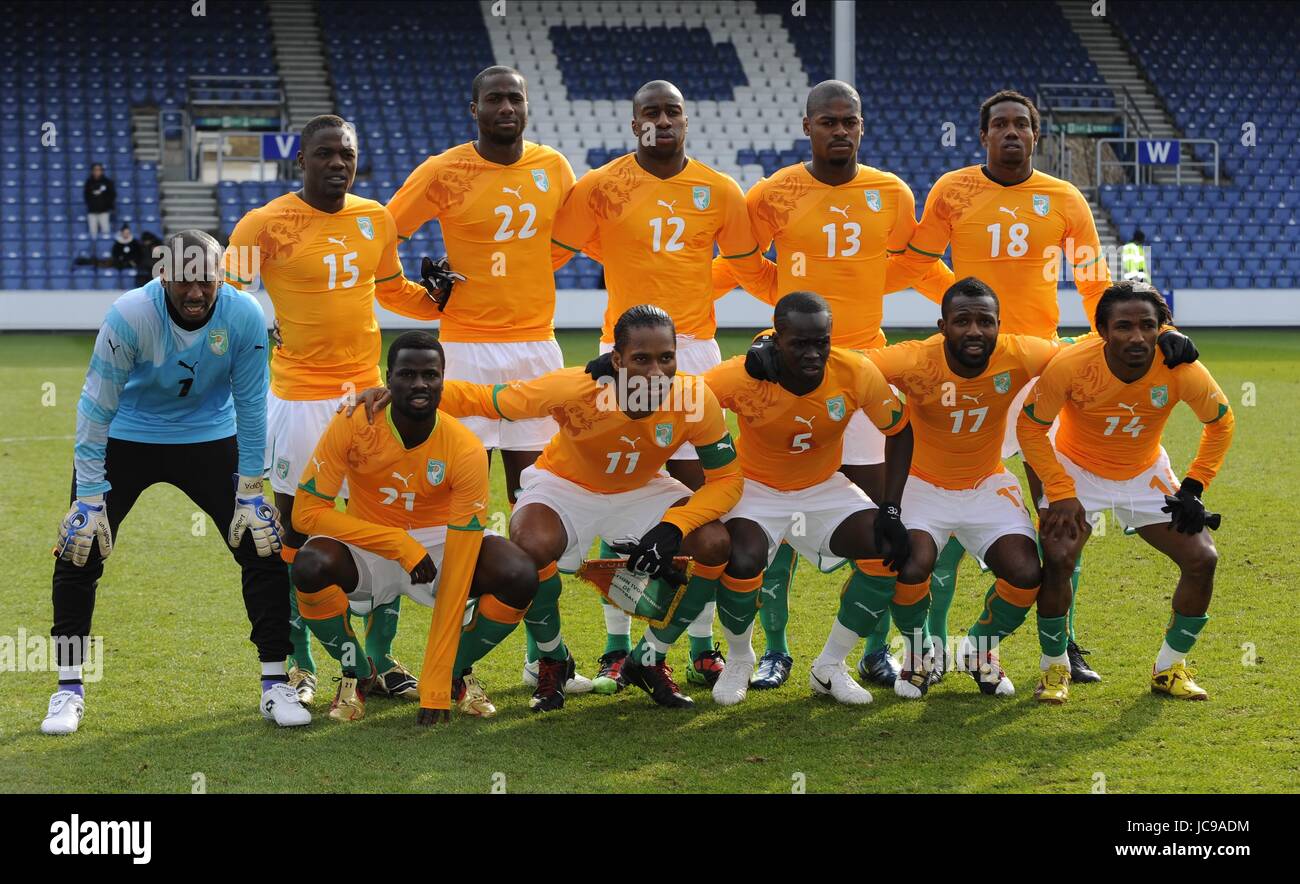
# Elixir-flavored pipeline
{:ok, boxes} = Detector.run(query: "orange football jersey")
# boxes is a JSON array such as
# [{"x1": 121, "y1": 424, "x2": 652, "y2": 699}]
[
  {"x1": 386, "y1": 141, "x2": 576, "y2": 343},
  {"x1": 223, "y1": 193, "x2": 439, "y2": 400},
  {"x1": 703, "y1": 348, "x2": 907, "y2": 491},
  {"x1": 551, "y1": 153, "x2": 762, "y2": 344},
  {"x1": 710, "y1": 163, "x2": 955, "y2": 349},
  {"x1": 869, "y1": 333, "x2": 1064, "y2": 490},
  {"x1": 1019, "y1": 336, "x2": 1235, "y2": 501},
  {"x1": 899, "y1": 166, "x2": 1111, "y2": 337},
  {"x1": 439, "y1": 368, "x2": 742, "y2": 534}
]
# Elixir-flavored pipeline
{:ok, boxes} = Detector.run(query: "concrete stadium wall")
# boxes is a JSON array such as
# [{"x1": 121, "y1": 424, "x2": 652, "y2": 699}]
[{"x1": 1, "y1": 288, "x2": 1298, "y2": 332}]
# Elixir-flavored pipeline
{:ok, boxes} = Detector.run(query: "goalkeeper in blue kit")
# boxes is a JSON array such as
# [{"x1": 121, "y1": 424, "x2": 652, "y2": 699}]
[{"x1": 42, "y1": 230, "x2": 310, "y2": 735}]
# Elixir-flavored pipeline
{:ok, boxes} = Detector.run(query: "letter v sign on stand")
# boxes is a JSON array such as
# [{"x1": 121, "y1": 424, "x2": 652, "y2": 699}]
[{"x1": 262, "y1": 133, "x2": 302, "y2": 180}]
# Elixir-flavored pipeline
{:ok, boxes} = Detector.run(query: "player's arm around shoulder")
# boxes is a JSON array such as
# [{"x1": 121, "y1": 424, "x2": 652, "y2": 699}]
[{"x1": 662, "y1": 380, "x2": 743, "y2": 535}]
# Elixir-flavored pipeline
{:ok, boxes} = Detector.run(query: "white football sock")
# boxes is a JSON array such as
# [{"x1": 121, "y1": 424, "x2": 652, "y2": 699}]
[
  {"x1": 814, "y1": 619, "x2": 860, "y2": 670},
  {"x1": 536, "y1": 634, "x2": 564, "y2": 656},
  {"x1": 687, "y1": 601, "x2": 716, "y2": 639},
  {"x1": 721, "y1": 622, "x2": 755, "y2": 664},
  {"x1": 1154, "y1": 640, "x2": 1184, "y2": 672},
  {"x1": 1040, "y1": 652, "x2": 1069, "y2": 670},
  {"x1": 261, "y1": 661, "x2": 286, "y2": 677},
  {"x1": 58, "y1": 665, "x2": 82, "y2": 682},
  {"x1": 603, "y1": 604, "x2": 632, "y2": 637}
]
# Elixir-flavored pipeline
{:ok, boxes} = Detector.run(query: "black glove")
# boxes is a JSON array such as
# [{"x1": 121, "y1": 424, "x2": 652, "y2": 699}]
[
  {"x1": 585, "y1": 351, "x2": 616, "y2": 382},
  {"x1": 1160, "y1": 477, "x2": 1221, "y2": 533},
  {"x1": 420, "y1": 255, "x2": 466, "y2": 309},
  {"x1": 1157, "y1": 329, "x2": 1198, "y2": 368},
  {"x1": 873, "y1": 503, "x2": 910, "y2": 572},
  {"x1": 744, "y1": 333, "x2": 781, "y2": 382},
  {"x1": 610, "y1": 522, "x2": 686, "y2": 585}
]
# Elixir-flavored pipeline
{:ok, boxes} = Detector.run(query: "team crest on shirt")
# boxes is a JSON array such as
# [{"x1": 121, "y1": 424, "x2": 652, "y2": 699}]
[
  {"x1": 426, "y1": 459, "x2": 446, "y2": 486},
  {"x1": 654, "y1": 422, "x2": 674, "y2": 447},
  {"x1": 356, "y1": 216, "x2": 375, "y2": 240},
  {"x1": 275, "y1": 458, "x2": 290, "y2": 481},
  {"x1": 863, "y1": 189, "x2": 881, "y2": 213},
  {"x1": 1150, "y1": 385, "x2": 1169, "y2": 408},
  {"x1": 692, "y1": 186, "x2": 711, "y2": 210},
  {"x1": 208, "y1": 328, "x2": 228, "y2": 356},
  {"x1": 826, "y1": 395, "x2": 846, "y2": 421},
  {"x1": 993, "y1": 371, "x2": 1011, "y2": 394},
  {"x1": 1032, "y1": 194, "x2": 1050, "y2": 217},
  {"x1": 531, "y1": 169, "x2": 550, "y2": 193}
]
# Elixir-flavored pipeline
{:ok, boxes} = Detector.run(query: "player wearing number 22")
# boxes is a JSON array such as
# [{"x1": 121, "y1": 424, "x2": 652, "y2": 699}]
[
  {"x1": 224, "y1": 115, "x2": 444, "y2": 707},
  {"x1": 1018, "y1": 282, "x2": 1234, "y2": 705},
  {"x1": 44, "y1": 230, "x2": 307, "y2": 736}
]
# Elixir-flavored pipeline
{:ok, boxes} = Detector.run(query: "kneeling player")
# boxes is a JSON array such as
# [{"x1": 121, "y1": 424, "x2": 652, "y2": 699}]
[
  {"x1": 45, "y1": 230, "x2": 305, "y2": 734},
  {"x1": 437, "y1": 306, "x2": 743, "y2": 709},
  {"x1": 1019, "y1": 282, "x2": 1233, "y2": 704},
  {"x1": 703, "y1": 292, "x2": 914, "y2": 706},
  {"x1": 292, "y1": 332, "x2": 538, "y2": 723}
]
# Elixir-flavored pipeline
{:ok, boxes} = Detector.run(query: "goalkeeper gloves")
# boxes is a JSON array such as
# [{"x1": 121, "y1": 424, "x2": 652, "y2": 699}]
[
  {"x1": 744, "y1": 332, "x2": 782, "y2": 382},
  {"x1": 612, "y1": 521, "x2": 687, "y2": 586},
  {"x1": 1157, "y1": 329, "x2": 1199, "y2": 368},
  {"x1": 228, "y1": 476, "x2": 284, "y2": 557},
  {"x1": 54, "y1": 495, "x2": 113, "y2": 567},
  {"x1": 873, "y1": 502, "x2": 911, "y2": 572},
  {"x1": 420, "y1": 255, "x2": 466, "y2": 310},
  {"x1": 1160, "y1": 477, "x2": 1221, "y2": 534}
]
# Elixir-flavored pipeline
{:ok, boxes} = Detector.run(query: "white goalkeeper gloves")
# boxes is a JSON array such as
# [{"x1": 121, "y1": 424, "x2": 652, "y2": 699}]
[
  {"x1": 228, "y1": 476, "x2": 284, "y2": 557},
  {"x1": 54, "y1": 495, "x2": 113, "y2": 567}
]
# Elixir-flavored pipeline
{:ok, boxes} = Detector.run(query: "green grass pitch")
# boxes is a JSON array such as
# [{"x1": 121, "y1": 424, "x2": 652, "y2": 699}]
[{"x1": 1, "y1": 328, "x2": 1296, "y2": 794}]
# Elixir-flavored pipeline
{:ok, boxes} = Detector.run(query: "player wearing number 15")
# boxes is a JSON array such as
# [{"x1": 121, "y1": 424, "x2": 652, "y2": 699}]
[
  {"x1": 223, "y1": 115, "x2": 445, "y2": 705},
  {"x1": 1018, "y1": 283, "x2": 1235, "y2": 704},
  {"x1": 43, "y1": 230, "x2": 306, "y2": 736}
]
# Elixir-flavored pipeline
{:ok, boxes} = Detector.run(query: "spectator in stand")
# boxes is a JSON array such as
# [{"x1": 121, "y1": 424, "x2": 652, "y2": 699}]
[
  {"x1": 112, "y1": 224, "x2": 143, "y2": 273},
  {"x1": 136, "y1": 230, "x2": 162, "y2": 287},
  {"x1": 84, "y1": 164, "x2": 115, "y2": 238}
]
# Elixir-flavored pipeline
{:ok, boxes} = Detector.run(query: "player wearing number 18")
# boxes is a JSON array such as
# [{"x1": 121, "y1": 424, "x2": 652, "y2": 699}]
[
  {"x1": 43, "y1": 230, "x2": 305, "y2": 736},
  {"x1": 1018, "y1": 283, "x2": 1234, "y2": 704}
]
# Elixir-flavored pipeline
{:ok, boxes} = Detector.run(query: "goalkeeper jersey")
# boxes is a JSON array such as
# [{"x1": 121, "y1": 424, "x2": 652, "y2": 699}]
[{"x1": 74, "y1": 279, "x2": 269, "y2": 496}]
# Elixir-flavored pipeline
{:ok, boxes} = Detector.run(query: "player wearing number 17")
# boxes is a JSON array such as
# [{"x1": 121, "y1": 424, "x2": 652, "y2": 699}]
[
  {"x1": 1018, "y1": 283, "x2": 1234, "y2": 704},
  {"x1": 224, "y1": 115, "x2": 445, "y2": 706}
]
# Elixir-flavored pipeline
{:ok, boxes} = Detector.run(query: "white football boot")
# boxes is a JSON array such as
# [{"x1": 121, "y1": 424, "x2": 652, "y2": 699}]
[
  {"x1": 41, "y1": 689, "x2": 85, "y2": 735},
  {"x1": 712, "y1": 655, "x2": 754, "y2": 706},
  {"x1": 522, "y1": 654, "x2": 594, "y2": 694},
  {"x1": 261, "y1": 682, "x2": 312, "y2": 727},
  {"x1": 810, "y1": 661, "x2": 874, "y2": 705}
]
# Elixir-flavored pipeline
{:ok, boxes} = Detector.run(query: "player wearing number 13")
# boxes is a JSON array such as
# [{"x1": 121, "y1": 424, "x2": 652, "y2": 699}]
[{"x1": 43, "y1": 230, "x2": 305, "y2": 736}]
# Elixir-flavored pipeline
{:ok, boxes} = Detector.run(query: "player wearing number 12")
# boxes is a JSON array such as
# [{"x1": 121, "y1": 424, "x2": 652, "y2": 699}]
[
  {"x1": 224, "y1": 115, "x2": 444, "y2": 707},
  {"x1": 1018, "y1": 283, "x2": 1234, "y2": 705}
]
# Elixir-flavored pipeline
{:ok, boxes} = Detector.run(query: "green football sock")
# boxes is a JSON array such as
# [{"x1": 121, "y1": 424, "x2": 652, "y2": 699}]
[
  {"x1": 1067, "y1": 548, "x2": 1083, "y2": 642},
  {"x1": 632, "y1": 567, "x2": 721, "y2": 665},
  {"x1": 286, "y1": 564, "x2": 317, "y2": 674},
  {"x1": 1163, "y1": 610, "x2": 1209, "y2": 655},
  {"x1": 835, "y1": 565, "x2": 895, "y2": 639},
  {"x1": 364, "y1": 597, "x2": 401, "y2": 672},
  {"x1": 1037, "y1": 613, "x2": 1070, "y2": 659},
  {"x1": 890, "y1": 580, "x2": 930, "y2": 663},
  {"x1": 717, "y1": 575, "x2": 760, "y2": 640},
  {"x1": 864, "y1": 606, "x2": 892, "y2": 655},
  {"x1": 454, "y1": 598, "x2": 525, "y2": 676},
  {"x1": 688, "y1": 633, "x2": 715, "y2": 657},
  {"x1": 927, "y1": 537, "x2": 964, "y2": 649},
  {"x1": 525, "y1": 627, "x2": 539, "y2": 665},
  {"x1": 305, "y1": 611, "x2": 368, "y2": 677},
  {"x1": 758, "y1": 541, "x2": 796, "y2": 656},
  {"x1": 525, "y1": 570, "x2": 568, "y2": 661},
  {"x1": 598, "y1": 539, "x2": 633, "y2": 655},
  {"x1": 968, "y1": 580, "x2": 1034, "y2": 641}
]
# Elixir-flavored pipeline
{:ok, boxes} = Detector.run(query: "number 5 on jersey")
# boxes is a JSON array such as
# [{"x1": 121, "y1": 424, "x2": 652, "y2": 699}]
[{"x1": 323, "y1": 252, "x2": 359, "y2": 289}]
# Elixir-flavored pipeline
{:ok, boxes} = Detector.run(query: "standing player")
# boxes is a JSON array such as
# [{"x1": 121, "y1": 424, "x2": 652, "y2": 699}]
[
  {"x1": 224, "y1": 115, "x2": 446, "y2": 707},
  {"x1": 702, "y1": 292, "x2": 914, "y2": 707},
  {"x1": 439, "y1": 306, "x2": 743, "y2": 710},
  {"x1": 550, "y1": 80, "x2": 769, "y2": 690},
  {"x1": 290, "y1": 333, "x2": 539, "y2": 723},
  {"x1": 386, "y1": 66, "x2": 592, "y2": 696},
  {"x1": 711, "y1": 79, "x2": 955, "y2": 690},
  {"x1": 43, "y1": 230, "x2": 308, "y2": 734},
  {"x1": 1019, "y1": 283, "x2": 1233, "y2": 704}
]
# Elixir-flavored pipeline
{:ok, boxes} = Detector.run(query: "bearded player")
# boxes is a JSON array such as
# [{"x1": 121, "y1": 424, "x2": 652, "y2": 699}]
[
  {"x1": 884, "y1": 90, "x2": 1196, "y2": 682},
  {"x1": 701, "y1": 292, "x2": 914, "y2": 707},
  {"x1": 1019, "y1": 282, "x2": 1233, "y2": 704},
  {"x1": 223, "y1": 115, "x2": 447, "y2": 707},
  {"x1": 291, "y1": 332, "x2": 538, "y2": 723},
  {"x1": 550, "y1": 80, "x2": 769, "y2": 691},
  {"x1": 711, "y1": 79, "x2": 954, "y2": 690}
]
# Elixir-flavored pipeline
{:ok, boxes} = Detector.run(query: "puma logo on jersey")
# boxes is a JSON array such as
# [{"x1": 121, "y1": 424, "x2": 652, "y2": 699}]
[
  {"x1": 106, "y1": 338, "x2": 120, "y2": 355},
  {"x1": 472, "y1": 500, "x2": 486, "y2": 510},
  {"x1": 716, "y1": 439, "x2": 734, "y2": 451},
  {"x1": 327, "y1": 236, "x2": 348, "y2": 248},
  {"x1": 176, "y1": 359, "x2": 197, "y2": 374},
  {"x1": 998, "y1": 206, "x2": 1020, "y2": 220},
  {"x1": 656, "y1": 199, "x2": 677, "y2": 215},
  {"x1": 961, "y1": 393, "x2": 982, "y2": 404},
  {"x1": 311, "y1": 457, "x2": 324, "y2": 472},
  {"x1": 828, "y1": 204, "x2": 849, "y2": 217},
  {"x1": 793, "y1": 414, "x2": 816, "y2": 428},
  {"x1": 619, "y1": 435, "x2": 640, "y2": 448},
  {"x1": 391, "y1": 471, "x2": 413, "y2": 487},
  {"x1": 1117, "y1": 402, "x2": 1139, "y2": 416},
  {"x1": 501, "y1": 185, "x2": 523, "y2": 199}
]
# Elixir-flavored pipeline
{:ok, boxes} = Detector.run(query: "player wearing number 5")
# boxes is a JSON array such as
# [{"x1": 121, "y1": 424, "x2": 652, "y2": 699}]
[
  {"x1": 223, "y1": 115, "x2": 444, "y2": 708},
  {"x1": 43, "y1": 230, "x2": 307, "y2": 735}
]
